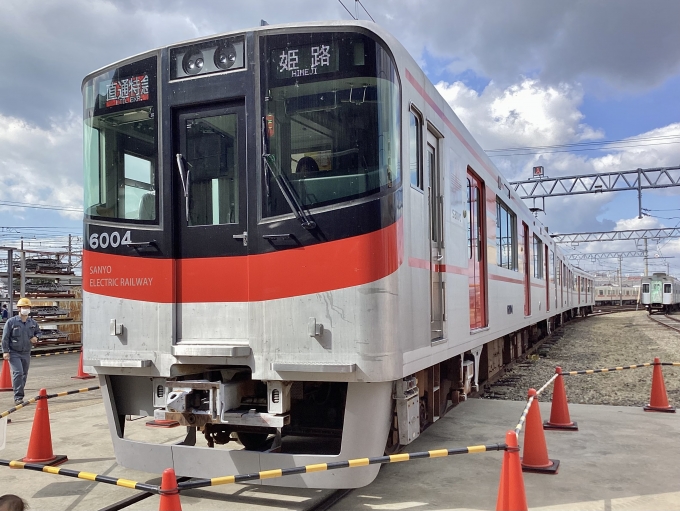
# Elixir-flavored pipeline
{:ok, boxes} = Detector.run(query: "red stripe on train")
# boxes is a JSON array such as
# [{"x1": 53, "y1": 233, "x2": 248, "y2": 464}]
[{"x1": 83, "y1": 219, "x2": 403, "y2": 303}]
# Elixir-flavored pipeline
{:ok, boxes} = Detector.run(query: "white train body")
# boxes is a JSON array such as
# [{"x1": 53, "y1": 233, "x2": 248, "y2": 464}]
[
  {"x1": 641, "y1": 273, "x2": 680, "y2": 313},
  {"x1": 82, "y1": 21, "x2": 594, "y2": 488}
]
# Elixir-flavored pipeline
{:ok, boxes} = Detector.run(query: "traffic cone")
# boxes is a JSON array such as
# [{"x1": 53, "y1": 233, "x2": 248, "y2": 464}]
[
  {"x1": 158, "y1": 468, "x2": 182, "y2": 511},
  {"x1": 496, "y1": 430, "x2": 528, "y2": 511},
  {"x1": 71, "y1": 352, "x2": 96, "y2": 380},
  {"x1": 644, "y1": 357, "x2": 676, "y2": 413},
  {"x1": 22, "y1": 388, "x2": 67, "y2": 465},
  {"x1": 521, "y1": 389, "x2": 559, "y2": 474},
  {"x1": 0, "y1": 359, "x2": 12, "y2": 391},
  {"x1": 544, "y1": 367, "x2": 578, "y2": 430}
]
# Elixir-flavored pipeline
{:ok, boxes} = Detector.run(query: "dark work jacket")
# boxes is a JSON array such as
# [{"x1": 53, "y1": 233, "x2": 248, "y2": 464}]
[{"x1": 1, "y1": 316, "x2": 41, "y2": 354}]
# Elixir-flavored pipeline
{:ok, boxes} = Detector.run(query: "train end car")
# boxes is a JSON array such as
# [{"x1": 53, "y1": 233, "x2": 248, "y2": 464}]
[
  {"x1": 642, "y1": 273, "x2": 680, "y2": 314},
  {"x1": 82, "y1": 20, "x2": 595, "y2": 488}
]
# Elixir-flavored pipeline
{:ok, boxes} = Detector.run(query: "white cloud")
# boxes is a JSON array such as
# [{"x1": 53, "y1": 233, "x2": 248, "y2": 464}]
[
  {"x1": 0, "y1": 113, "x2": 83, "y2": 220},
  {"x1": 436, "y1": 78, "x2": 603, "y2": 155}
]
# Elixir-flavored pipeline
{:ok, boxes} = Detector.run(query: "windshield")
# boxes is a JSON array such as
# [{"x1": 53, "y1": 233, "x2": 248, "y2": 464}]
[
  {"x1": 83, "y1": 56, "x2": 158, "y2": 223},
  {"x1": 261, "y1": 32, "x2": 399, "y2": 218}
]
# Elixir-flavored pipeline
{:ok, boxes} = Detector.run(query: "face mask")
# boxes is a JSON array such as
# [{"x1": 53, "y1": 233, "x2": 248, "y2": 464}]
[{"x1": 20, "y1": 308, "x2": 30, "y2": 316}]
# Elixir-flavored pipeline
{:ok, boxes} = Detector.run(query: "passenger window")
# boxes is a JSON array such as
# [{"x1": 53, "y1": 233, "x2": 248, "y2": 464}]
[{"x1": 409, "y1": 111, "x2": 423, "y2": 190}]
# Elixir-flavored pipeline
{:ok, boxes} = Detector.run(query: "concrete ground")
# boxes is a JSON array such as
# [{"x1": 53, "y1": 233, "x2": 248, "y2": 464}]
[{"x1": 1, "y1": 353, "x2": 680, "y2": 510}]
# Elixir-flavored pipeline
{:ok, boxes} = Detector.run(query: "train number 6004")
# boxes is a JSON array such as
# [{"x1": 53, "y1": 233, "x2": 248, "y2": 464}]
[{"x1": 89, "y1": 231, "x2": 132, "y2": 249}]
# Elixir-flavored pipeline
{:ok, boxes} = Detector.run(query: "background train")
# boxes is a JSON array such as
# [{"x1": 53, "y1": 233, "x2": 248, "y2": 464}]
[
  {"x1": 641, "y1": 273, "x2": 680, "y2": 313},
  {"x1": 82, "y1": 20, "x2": 595, "y2": 488}
]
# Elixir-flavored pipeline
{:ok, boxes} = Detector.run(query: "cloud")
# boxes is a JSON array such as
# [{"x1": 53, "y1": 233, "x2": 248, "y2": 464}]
[
  {"x1": 0, "y1": 113, "x2": 83, "y2": 220},
  {"x1": 386, "y1": 0, "x2": 680, "y2": 91}
]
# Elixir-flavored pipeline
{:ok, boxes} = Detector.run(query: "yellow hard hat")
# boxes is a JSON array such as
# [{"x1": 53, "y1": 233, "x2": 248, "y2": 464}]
[{"x1": 17, "y1": 297, "x2": 32, "y2": 307}]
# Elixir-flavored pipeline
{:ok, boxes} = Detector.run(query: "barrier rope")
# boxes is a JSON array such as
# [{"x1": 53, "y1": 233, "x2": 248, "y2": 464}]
[
  {"x1": 0, "y1": 459, "x2": 159, "y2": 493},
  {"x1": 512, "y1": 359, "x2": 680, "y2": 434},
  {"x1": 514, "y1": 396, "x2": 534, "y2": 436},
  {"x1": 32, "y1": 349, "x2": 81, "y2": 358},
  {"x1": 0, "y1": 386, "x2": 100, "y2": 419},
  {"x1": 563, "y1": 361, "x2": 680, "y2": 376},
  {"x1": 0, "y1": 442, "x2": 507, "y2": 494},
  {"x1": 177, "y1": 443, "x2": 507, "y2": 489}
]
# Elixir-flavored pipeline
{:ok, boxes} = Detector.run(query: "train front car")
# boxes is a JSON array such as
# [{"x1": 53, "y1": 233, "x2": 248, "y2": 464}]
[{"x1": 82, "y1": 22, "x2": 402, "y2": 488}]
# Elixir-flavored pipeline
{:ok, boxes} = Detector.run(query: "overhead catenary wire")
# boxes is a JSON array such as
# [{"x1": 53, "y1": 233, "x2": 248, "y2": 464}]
[{"x1": 485, "y1": 133, "x2": 680, "y2": 153}]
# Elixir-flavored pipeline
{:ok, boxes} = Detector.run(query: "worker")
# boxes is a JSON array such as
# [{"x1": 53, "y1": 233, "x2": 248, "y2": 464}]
[
  {"x1": 0, "y1": 494, "x2": 26, "y2": 511},
  {"x1": 1, "y1": 298, "x2": 40, "y2": 405}
]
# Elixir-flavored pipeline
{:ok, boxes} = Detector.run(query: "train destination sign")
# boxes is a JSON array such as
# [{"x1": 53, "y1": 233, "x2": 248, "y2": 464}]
[
  {"x1": 271, "y1": 42, "x2": 339, "y2": 79},
  {"x1": 104, "y1": 73, "x2": 150, "y2": 107}
]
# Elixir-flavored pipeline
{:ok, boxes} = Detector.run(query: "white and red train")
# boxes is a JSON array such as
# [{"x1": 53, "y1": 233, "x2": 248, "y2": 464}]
[{"x1": 82, "y1": 20, "x2": 595, "y2": 488}]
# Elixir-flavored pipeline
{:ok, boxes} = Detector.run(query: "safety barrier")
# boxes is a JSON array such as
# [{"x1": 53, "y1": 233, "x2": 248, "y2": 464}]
[
  {"x1": 0, "y1": 386, "x2": 100, "y2": 419},
  {"x1": 0, "y1": 458, "x2": 159, "y2": 493},
  {"x1": 176, "y1": 443, "x2": 506, "y2": 489},
  {"x1": 1, "y1": 358, "x2": 677, "y2": 511},
  {"x1": 32, "y1": 349, "x2": 81, "y2": 358}
]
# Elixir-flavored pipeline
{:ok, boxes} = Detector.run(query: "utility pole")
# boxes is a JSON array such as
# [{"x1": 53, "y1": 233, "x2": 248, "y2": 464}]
[
  {"x1": 20, "y1": 239, "x2": 25, "y2": 297},
  {"x1": 68, "y1": 234, "x2": 72, "y2": 273},
  {"x1": 618, "y1": 256, "x2": 623, "y2": 307},
  {"x1": 644, "y1": 238, "x2": 648, "y2": 276},
  {"x1": 7, "y1": 248, "x2": 13, "y2": 311}
]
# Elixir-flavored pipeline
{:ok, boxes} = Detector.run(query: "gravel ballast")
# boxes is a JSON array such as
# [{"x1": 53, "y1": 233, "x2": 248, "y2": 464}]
[{"x1": 484, "y1": 310, "x2": 680, "y2": 407}]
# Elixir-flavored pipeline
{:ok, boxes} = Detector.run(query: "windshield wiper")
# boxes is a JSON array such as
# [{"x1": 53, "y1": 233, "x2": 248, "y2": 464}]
[
  {"x1": 262, "y1": 153, "x2": 316, "y2": 230},
  {"x1": 261, "y1": 116, "x2": 315, "y2": 230}
]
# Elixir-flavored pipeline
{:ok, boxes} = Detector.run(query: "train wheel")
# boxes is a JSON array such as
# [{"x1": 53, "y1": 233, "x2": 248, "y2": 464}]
[{"x1": 237, "y1": 432, "x2": 271, "y2": 450}]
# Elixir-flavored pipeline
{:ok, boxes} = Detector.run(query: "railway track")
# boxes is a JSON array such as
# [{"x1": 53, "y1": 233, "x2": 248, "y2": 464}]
[
  {"x1": 648, "y1": 313, "x2": 680, "y2": 333},
  {"x1": 98, "y1": 485, "x2": 350, "y2": 511}
]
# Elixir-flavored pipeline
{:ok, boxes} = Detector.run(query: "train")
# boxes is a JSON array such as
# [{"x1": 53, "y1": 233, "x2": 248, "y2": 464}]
[
  {"x1": 641, "y1": 273, "x2": 680, "y2": 313},
  {"x1": 81, "y1": 20, "x2": 595, "y2": 488}
]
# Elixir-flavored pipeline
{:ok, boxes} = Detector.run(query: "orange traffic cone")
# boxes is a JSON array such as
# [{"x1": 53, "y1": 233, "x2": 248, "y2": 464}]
[
  {"x1": 644, "y1": 357, "x2": 676, "y2": 413},
  {"x1": 0, "y1": 359, "x2": 12, "y2": 392},
  {"x1": 71, "y1": 352, "x2": 96, "y2": 380},
  {"x1": 22, "y1": 388, "x2": 67, "y2": 466},
  {"x1": 544, "y1": 367, "x2": 578, "y2": 430},
  {"x1": 158, "y1": 468, "x2": 182, "y2": 511},
  {"x1": 521, "y1": 389, "x2": 559, "y2": 474},
  {"x1": 496, "y1": 430, "x2": 528, "y2": 511}
]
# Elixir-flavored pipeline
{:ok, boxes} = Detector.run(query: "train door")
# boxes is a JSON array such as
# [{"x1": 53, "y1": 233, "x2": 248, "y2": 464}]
[
  {"x1": 174, "y1": 103, "x2": 249, "y2": 344},
  {"x1": 428, "y1": 131, "x2": 445, "y2": 340},
  {"x1": 578, "y1": 276, "x2": 581, "y2": 304},
  {"x1": 545, "y1": 246, "x2": 550, "y2": 311},
  {"x1": 467, "y1": 169, "x2": 487, "y2": 329},
  {"x1": 522, "y1": 222, "x2": 530, "y2": 316}
]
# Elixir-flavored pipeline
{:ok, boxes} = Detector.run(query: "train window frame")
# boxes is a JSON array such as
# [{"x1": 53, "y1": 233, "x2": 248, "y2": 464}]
[
  {"x1": 83, "y1": 54, "x2": 160, "y2": 226},
  {"x1": 532, "y1": 235, "x2": 543, "y2": 279},
  {"x1": 664, "y1": 283, "x2": 672, "y2": 293},
  {"x1": 259, "y1": 31, "x2": 401, "y2": 219},
  {"x1": 495, "y1": 198, "x2": 517, "y2": 271},
  {"x1": 409, "y1": 106, "x2": 423, "y2": 191},
  {"x1": 642, "y1": 283, "x2": 649, "y2": 293}
]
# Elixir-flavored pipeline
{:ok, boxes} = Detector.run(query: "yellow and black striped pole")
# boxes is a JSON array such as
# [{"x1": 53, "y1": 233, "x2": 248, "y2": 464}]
[
  {"x1": 177, "y1": 443, "x2": 506, "y2": 489},
  {"x1": 0, "y1": 386, "x2": 100, "y2": 419},
  {"x1": 0, "y1": 459, "x2": 159, "y2": 493}
]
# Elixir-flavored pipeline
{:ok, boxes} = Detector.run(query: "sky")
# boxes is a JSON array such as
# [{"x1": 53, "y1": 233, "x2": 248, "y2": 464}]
[{"x1": 0, "y1": 0, "x2": 679, "y2": 278}]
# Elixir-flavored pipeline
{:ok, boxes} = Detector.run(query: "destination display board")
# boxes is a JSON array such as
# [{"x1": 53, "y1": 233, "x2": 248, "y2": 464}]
[{"x1": 271, "y1": 41, "x2": 339, "y2": 79}]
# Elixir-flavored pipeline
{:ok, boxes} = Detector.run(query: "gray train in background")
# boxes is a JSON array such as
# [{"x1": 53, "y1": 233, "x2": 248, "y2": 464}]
[{"x1": 641, "y1": 273, "x2": 680, "y2": 314}]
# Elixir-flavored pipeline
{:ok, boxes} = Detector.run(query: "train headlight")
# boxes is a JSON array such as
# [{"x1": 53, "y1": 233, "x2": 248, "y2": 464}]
[
  {"x1": 182, "y1": 49, "x2": 204, "y2": 75},
  {"x1": 214, "y1": 43, "x2": 237, "y2": 70}
]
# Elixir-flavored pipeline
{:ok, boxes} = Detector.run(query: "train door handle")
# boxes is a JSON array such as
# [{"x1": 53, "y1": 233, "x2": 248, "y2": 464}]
[{"x1": 233, "y1": 232, "x2": 248, "y2": 246}]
